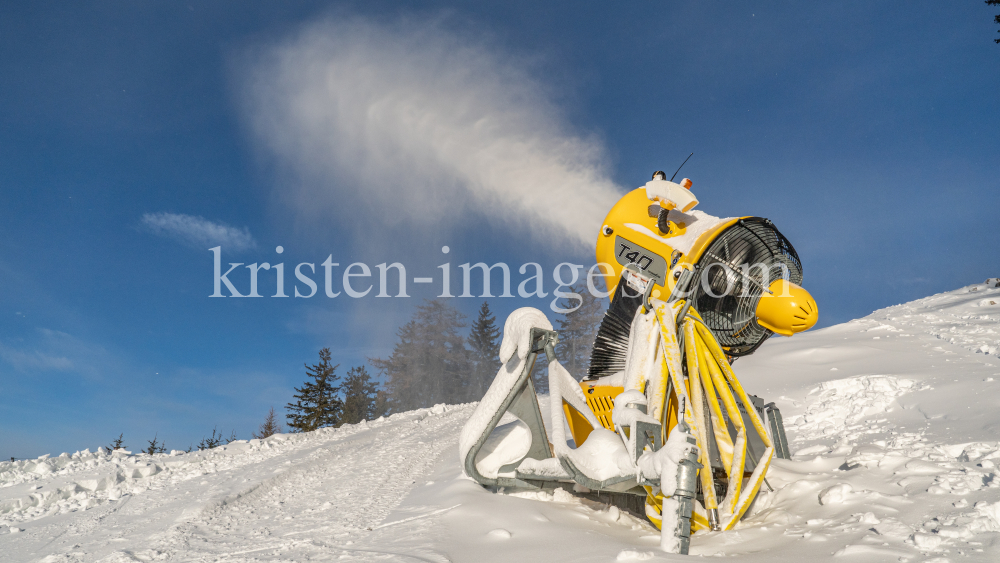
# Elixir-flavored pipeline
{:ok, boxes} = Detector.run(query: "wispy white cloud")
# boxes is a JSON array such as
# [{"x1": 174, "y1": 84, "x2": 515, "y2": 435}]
[
  {"x1": 0, "y1": 328, "x2": 126, "y2": 379},
  {"x1": 0, "y1": 343, "x2": 73, "y2": 371},
  {"x1": 242, "y1": 15, "x2": 624, "y2": 251},
  {"x1": 141, "y1": 212, "x2": 257, "y2": 252}
]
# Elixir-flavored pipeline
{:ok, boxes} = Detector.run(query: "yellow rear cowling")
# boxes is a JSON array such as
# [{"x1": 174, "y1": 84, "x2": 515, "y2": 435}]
[
  {"x1": 755, "y1": 279, "x2": 819, "y2": 336},
  {"x1": 595, "y1": 187, "x2": 736, "y2": 300},
  {"x1": 564, "y1": 385, "x2": 623, "y2": 444}
]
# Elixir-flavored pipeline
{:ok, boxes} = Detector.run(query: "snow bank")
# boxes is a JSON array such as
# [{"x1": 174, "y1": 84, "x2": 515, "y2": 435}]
[
  {"x1": 790, "y1": 375, "x2": 924, "y2": 442},
  {"x1": 561, "y1": 428, "x2": 635, "y2": 481},
  {"x1": 472, "y1": 419, "x2": 531, "y2": 478},
  {"x1": 1, "y1": 404, "x2": 461, "y2": 529},
  {"x1": 876, "y1": 280, "x2": 1000, "y2": 357}
]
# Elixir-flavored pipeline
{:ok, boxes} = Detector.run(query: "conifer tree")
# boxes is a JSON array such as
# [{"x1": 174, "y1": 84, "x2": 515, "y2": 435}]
[
  {"x1": 252, "y1": 407, "x2": 282, "y2": 439},
  {"x1": 989, "y1": 1, "x2": 1000, "y2": 44},
  {"x1": 143, "y1": 434, "x2": 166, "y2": 455},
  {"x1": 341, "y1": 365, "x2": 380, "y2": 425},
  {"x1": 372, "y1": 389, "x2": 391, "y2": 419},
  {"x1": 372, "y1": 300, "x2": 471, "y2": 411},
  {"x1": 468, "y1": 301, "x2": 501, "y2": 399},
  {"x1": 198, "y1": 427, "x2": 225, "y2": 450},
  {"x1": 286, "y1": 348, "x2": 343, "y2": 432},
  {"x1": 107, "y1": 433, "x2": 126, "y2": 452},
  {"x1": 553, "y1": 282, "x2": 607, "y2": 382}
]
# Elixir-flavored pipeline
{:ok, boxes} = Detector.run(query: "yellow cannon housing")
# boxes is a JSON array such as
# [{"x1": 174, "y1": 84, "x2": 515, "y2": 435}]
[{"x1": 591, "y1": 178, "x2": 817, "y2": 367}]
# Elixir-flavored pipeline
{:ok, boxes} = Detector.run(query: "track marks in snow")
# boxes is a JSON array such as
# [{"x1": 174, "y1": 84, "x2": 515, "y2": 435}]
[
  {"x1": 2, "y1": 404, "x2": 472, "y2": 563},
  {"x1": 790, "y1": 375, "x2": 924, "y2": 442},
  {"x1": 704, "y1": 372, "x2": 1000, "y2": 561},
  {"x1": 128, "y1": 405, "x2": 468, "y2": 562},
  {"x1": 869, "y1": 282, "x2": 1000, "y2": 358}
]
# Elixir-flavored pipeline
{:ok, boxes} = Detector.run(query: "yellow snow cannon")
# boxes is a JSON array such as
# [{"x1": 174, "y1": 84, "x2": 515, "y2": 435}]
[
  {"x1": 459, "y1": 171, "x2": 816, "y2": 554},
  {"x1": 593, "y1": 173, "x2": 817, "y2": 351}
]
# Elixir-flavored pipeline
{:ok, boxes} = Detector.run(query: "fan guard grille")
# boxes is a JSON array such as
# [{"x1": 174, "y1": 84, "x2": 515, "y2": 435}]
[{"x1": 693, "y1": 218, "x2": 802, "y2": 356}]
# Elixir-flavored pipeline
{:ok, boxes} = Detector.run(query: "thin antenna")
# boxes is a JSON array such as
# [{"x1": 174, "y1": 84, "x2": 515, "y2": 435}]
[{"x1": 669, "y1": 153, "x2": 694, "y2": 182}]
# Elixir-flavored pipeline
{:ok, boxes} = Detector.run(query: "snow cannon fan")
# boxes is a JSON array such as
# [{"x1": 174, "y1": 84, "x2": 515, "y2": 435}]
[
  {"x1": 682, "y1": 218, "x2": 811, "y2": 355},
  {"x1": 589, "y1": 173, "x2": 818, "y2": 378},
  {"x1": 459, "y1": 168, "x2": 817, "y2": 555}
]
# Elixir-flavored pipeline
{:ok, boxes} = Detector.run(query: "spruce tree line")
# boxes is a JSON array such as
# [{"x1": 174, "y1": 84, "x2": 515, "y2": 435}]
[
  {"x1": 105, "y1": 426, "x2": 240, "y2": 457},
  {"x1": 105, "y1": 286, "x2": 606, "y2": 449},
  {"x1": 284, "y1": 348, "x2": 391, "y2": 432},
  {"x1": 371, "y1": 283, "x2": 605, "y2": 411}
]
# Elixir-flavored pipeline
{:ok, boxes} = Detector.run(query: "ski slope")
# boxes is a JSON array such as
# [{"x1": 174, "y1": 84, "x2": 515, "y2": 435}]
[{"x1": 3, "y1": 281, "x2": 1000, "y2": 562}]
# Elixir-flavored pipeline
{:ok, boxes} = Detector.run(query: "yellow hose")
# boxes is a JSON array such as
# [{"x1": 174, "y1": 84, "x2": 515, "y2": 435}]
[{"x1": 644, "y1": 302, "x2": 774, "y2": 533}]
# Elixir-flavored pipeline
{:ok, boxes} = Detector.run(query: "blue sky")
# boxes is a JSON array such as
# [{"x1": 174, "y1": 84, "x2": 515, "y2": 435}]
[{"x1": 1, "y1": 2, "x2": 998, "y2": 459}]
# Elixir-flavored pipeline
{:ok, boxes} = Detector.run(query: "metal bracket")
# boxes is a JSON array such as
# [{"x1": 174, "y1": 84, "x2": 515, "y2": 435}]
[
  {"x1": 622, "y1": 263, "x2": 656, "y2": 313},
  {"x1": 763, "y1": 402, "x2": 790, "y2": 460},
  {"x1": 462, "y1": 328, "x2": 558, "y2": 489},
  {"x1": 632, "y1": 420, "x2": 663, "y2": 465}
]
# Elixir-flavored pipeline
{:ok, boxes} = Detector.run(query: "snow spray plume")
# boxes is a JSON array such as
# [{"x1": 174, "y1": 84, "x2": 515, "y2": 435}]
[{"x1": 241, "y1": 16, "x2": 623, "y2": 251}]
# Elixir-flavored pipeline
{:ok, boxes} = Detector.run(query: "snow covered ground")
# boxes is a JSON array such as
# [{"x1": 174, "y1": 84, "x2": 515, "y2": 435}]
[{"x1": 3, "y1": 281, "x2": 1000, "y2": 562}]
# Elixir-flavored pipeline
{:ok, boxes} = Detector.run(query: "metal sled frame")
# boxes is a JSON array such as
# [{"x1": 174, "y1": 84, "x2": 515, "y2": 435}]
[
  {"x1": 462, "y1": 327, "x2": 654, "y2": 494},
  {"x1": 462, "y1": 313, "x2": 792, "y2": 532},
  {"x1": 462, "y1": 327, "x2": 560, "y2": 490}
]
